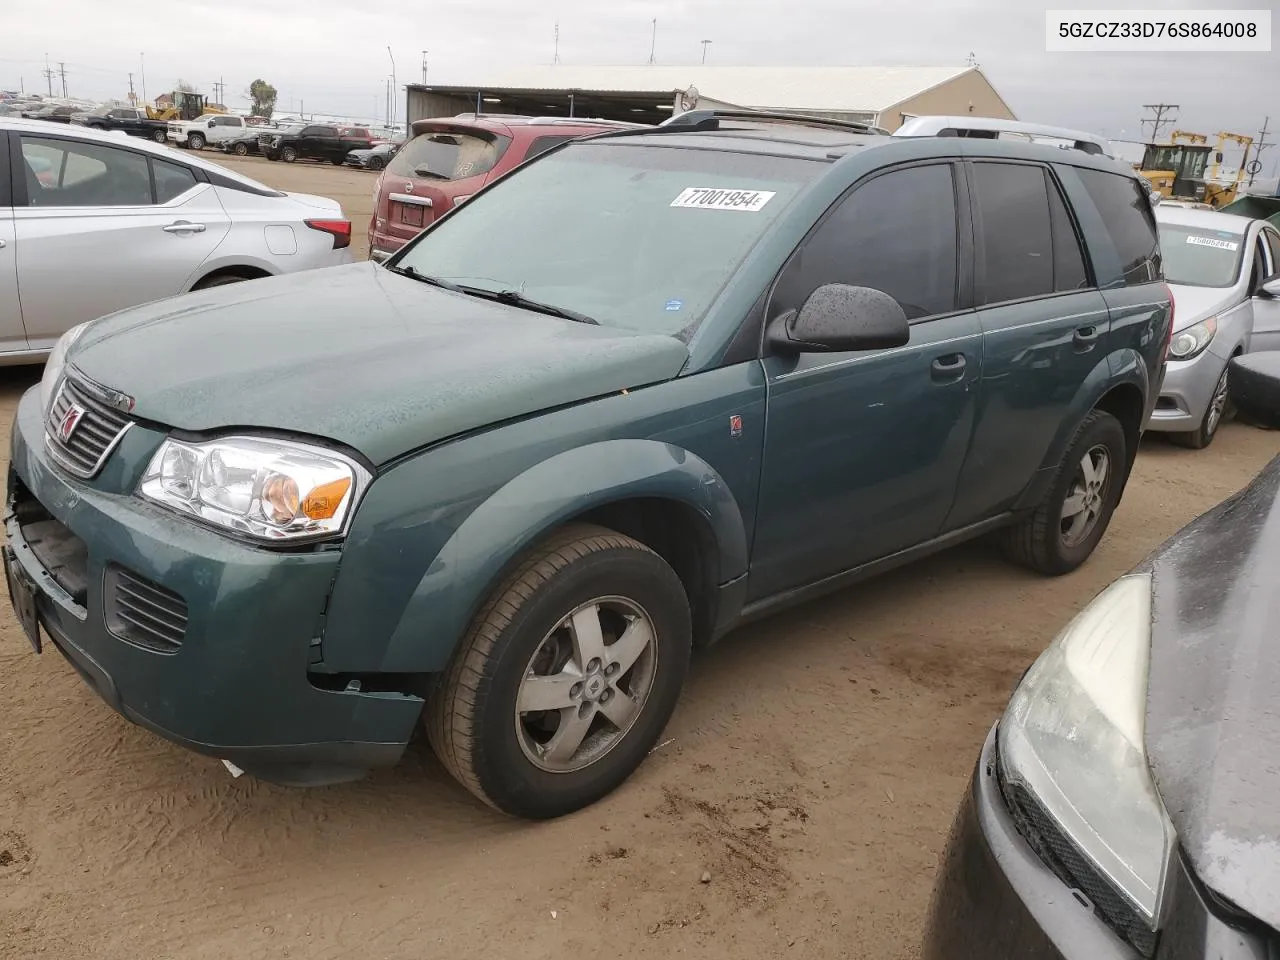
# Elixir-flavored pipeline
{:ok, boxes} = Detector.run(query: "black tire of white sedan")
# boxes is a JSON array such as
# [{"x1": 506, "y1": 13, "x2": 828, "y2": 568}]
[
  {"x1": 427, "y1": 524, "x2": 691, "y2": 819},
  {"x1": 1000, "y1": 409, "x2": 1126, "y2": 576}
]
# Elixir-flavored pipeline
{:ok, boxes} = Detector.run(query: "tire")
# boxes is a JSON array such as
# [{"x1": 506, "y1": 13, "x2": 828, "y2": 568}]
[
  {"x1": 1000, "y1": 410, "x2": 1127, "y2": 576},
  {"x1": 188, "y1": 133, "x2": 206, "y2": 150},
  {"x1": 193, "y1": 273, "x2": 249, "y2": 290},
  {"x1": 151, "y1": 129, "x2": 167, "y2": 143},
  {"x1": 1169, "y1": 362, "x2": 1231, "y2": 450},
  {"x1": 280, "y1": 146, "x2": 298, "y2": 163},
  {"x1": 233, "y1": 142, "x2": 249, "y2": 156},
  {"x1": 427, "y1": 523, "x2": 692, "y2": 819},
  {"x1": 330, "y1": 156, "x2": 344, "y2": 165},
  {"x1": 368, "y1": 157, "x2": 386, "y2": 171}
]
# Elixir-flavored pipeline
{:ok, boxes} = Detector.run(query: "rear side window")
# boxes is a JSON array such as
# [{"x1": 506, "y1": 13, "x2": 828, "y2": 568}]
[
  {"x1": 526, "y1": 135, "x2": 577, "y2": 161},
  {"x1": 388, "y1": 130, "x2": 511, "y2": 182},
  {"x1": 775, "y1": 163, "x2": 959, "y2": 321},
  {"x1": 971, "y1": 162, "x2": 1054, "y2": 304},
  {"x1": 1048, "y1": 176, "x2": 1089, "y2": 291},
  {"x1": 1074, "y1": 169, "x2": 1162, "y2": 286},
  {"x1": 153, "y1": 158, "x2": 198, "y2": 203}
]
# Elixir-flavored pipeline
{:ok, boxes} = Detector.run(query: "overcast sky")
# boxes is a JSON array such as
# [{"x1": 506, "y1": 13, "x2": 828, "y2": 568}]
[{"x1": 4, "y1": 0, "x2": 1277, "y2": 169}]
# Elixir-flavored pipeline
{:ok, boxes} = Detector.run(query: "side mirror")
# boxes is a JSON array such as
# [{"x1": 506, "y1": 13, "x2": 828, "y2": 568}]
[
  {"x1": 768, "y1": 284, "x2": 910, "y2": 354},
  {"x1": 1228, "y1": 352, "x2": 1280, "y2": 428},
  {"x1": 1262, "y1": 278, "x2": 1280, "y2": 298}
]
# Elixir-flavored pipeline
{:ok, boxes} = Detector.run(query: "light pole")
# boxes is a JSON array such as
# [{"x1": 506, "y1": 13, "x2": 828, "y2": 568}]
[
  {"x1": 421, "y1": 50, "x2": 428, "y2": 83},
  {"x1": 387, "y1": 46, "x2": 396, "y2": 128},
  {"x1": 701, "y1": 40, "x2": 712, "y2": 64},
  {"x1": 140, "y1": 52, "x2": 147, "y2": 104}
]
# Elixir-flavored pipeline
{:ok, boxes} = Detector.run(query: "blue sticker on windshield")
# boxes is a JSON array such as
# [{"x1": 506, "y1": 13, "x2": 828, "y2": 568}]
[{"x1": 665, "y1": 299, "x2": 684, "y2": 312}]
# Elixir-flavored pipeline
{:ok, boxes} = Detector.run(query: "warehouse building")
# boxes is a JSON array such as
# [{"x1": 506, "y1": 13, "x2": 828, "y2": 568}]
[{"x1": 405, "y1": 65, "x2": 1015, "y2": 131}]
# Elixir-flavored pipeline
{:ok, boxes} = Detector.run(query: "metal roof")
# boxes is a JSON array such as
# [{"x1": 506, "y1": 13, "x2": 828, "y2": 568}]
[{"x1": 412, "y1": 65, "x2": 981, "y2": 113}]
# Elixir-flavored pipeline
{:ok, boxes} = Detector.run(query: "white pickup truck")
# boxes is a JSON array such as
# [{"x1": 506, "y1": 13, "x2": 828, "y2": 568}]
[{"x1": 167, "y1": 113, "x2": 246, "y2": 150}]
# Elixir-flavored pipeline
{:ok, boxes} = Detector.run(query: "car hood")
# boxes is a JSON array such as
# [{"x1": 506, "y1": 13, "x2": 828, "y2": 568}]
[
  {"x1": 1144, "y1": 453, "x2": 1280, "y2": 930},
  {"x1": 1166, "y1": 283, "x2": 1241, "y2": 331},
  {"x1": 68, "y1": 262, "x2": 690, "y2": 465}
]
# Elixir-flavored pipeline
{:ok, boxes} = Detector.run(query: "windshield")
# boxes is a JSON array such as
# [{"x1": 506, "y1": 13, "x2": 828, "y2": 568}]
[
  {"x1": 1158, "y1": 224, "x2": 1246, "y2": 287},
  {"x1": 394, "y1": 142, "x2": 821, "y2": 335},
  {"x1": 387, "y1": 129, "x2": 511, "y2": 182}
]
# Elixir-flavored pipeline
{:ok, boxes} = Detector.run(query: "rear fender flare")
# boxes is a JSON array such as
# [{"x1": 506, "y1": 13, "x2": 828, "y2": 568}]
[{"x1": 382, "y1": 439, "x2": 749, "y2": 672}]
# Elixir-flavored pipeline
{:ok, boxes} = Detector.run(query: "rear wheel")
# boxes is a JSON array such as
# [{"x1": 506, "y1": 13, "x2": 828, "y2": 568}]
[
  {"x1": 187, "y1": 132, "x2": 206, "y2": 150},
  {"x1": 193, "y1": 273, "x2": 251, "y2": 290},
  {"x1": 330, "y1": 156, "x2": 344, "y2": 165},
  {"x1": 1169, "y1": 362, "x2": 1231, "y2": 450},
  {"x1": 151, "y1": 129, "x2": 167, "y2": 143},
  {"x1": 368, "y1": 156, "x2": 386, "y2": 171},
  {"x1": 1001, "y1": 410, "x2": 1126, "y2": 575},
  {"x1": 427, "y1": 524, "x2": 691, "y2": 819},
  {"x1": 280, "y1": 146, "x2": 298, "y2": 163},
  {"x1": 233, "y1": 142, "x2": 249, "y2": 156}
]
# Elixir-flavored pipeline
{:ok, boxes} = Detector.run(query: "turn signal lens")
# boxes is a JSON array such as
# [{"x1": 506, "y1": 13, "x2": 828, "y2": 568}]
[{"x1": 301, "y1": 477, "x2": 352, "y2": 520}]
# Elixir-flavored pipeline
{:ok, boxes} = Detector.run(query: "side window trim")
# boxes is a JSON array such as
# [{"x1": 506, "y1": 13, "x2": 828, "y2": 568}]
[
  {"x1": 1044, "y1": 166, "x2": 1097, "y2": 290},
  {"x1": 760, "y1": 157, "x2": 970, "y2": 354},
  {"x1": 0, "y1": 130, "x2": 12, "y2": 208},
  {"x1": 1262, "y1": 228, "x2": 1280, "y2": 279}
]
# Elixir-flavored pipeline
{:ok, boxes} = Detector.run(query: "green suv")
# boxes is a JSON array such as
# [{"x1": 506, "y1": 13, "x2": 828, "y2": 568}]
[{"x1": 4, "y1": 111, "x2": 1171, "y2": 818}]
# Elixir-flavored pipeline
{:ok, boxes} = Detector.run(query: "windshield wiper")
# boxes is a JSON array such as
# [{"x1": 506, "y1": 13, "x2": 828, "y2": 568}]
[
  {"x1": 386, "y1": 264, "x2": 462, "y2": 292},
  {"x1": 456, "y1": 285, "x2": 599, "y2": 325},
  {"x1": 413, "y1": 167, "x2": 450, "y2": 180}
]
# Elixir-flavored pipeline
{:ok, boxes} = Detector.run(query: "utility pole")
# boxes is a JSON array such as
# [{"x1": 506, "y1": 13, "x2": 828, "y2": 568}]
[
  {"x1": 58, "y1": 63, "x2": 67, "y2": 98},
  {"x1": 554, "y1": 21, "x2": 561, "y2": 64},
  {"x1": 701, "y1": 39, "x2": 712, "y2": 64},
  {"x1": 1249, "y1": 116, "x2": 1272, "y2": 188},
  {"x1": 43, "y1": 54, "x2": 54, "y2": 97},
  {"x1": 128, "y1": 72, "x2": 135, "y2": 105},
  {"x1": 300, "y1": 98, "x2": 304, "y2": 119},
  {"x1": 648, "y1": 18, "x2": 657, "y2": 64},
  {"x1": 1140, "y1": 103, "x2": 1179, "y2": 142},
  {"x1": 421, "y1": 50, "x2": 428, "y2": 83}
]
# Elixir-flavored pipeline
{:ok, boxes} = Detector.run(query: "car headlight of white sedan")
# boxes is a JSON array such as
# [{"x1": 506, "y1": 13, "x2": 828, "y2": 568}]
[
  {"x1": 997, "y1": 573, "x2": 1172, "y2": 947},
  {"x1": 139, "y1": 436, "x2": 371, "y2": 542}
]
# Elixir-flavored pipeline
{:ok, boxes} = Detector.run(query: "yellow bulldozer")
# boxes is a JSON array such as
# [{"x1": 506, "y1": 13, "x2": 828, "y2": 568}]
[
  {"x1": 1138, "y1": 129, "x2": 1255, "y2": 208},
  {"x1": 145, "y1": 90, "x2": 229, "y2": 123}
]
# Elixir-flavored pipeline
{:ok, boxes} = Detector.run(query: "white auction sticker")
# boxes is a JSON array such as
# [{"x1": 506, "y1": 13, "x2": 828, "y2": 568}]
[
  {"x1": 671, "y1": 187, "x2": 776, "y2": 212},
  {"x1": 1186, "y1": 235, "x2": 1239, "y2": 251}
]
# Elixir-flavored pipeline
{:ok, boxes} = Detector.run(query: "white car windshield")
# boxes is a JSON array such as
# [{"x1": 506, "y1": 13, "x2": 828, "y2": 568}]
[
  {"x1": 1158, "y1": 224, "x2": 1247, "y2": 288},
  {"x1": 393, "y1": 141, "x2": 821, "y2": 336}
]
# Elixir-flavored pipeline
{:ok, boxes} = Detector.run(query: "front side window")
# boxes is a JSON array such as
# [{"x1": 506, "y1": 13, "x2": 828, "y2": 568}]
[
  {"x1": 394, "y1": 142, "x2": 821, "y2": 336},
  {"x1": 387, "y1": 129, "x2": 512, "y2": 182},
  {"x1": 20, "y1": 136, "x2": 151, "y2": 207},
  {"x1": 1156, "y1": 223, "x2": 1246, "y2": 288},
  {"x1": 773, "y1": 163, "x2": 960, "y2": 321}
]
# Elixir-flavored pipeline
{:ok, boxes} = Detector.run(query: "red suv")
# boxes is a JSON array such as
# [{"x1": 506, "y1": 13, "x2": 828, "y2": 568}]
[{"x1": 368, "y1": 115, "x2": 640, "y2": 260}]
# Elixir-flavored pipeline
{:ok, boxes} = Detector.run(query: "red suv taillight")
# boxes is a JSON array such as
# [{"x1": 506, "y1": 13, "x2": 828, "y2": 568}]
[{"x1": 305, "y1": 218, "x2": 352, "y2": 250}]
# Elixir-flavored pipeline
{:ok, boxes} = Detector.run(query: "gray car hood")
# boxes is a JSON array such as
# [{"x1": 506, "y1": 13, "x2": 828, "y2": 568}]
[
  {"x1": 1166, "y1": 283, "x2": 1241, "y2": 331},
  {"x1": 1144, "y1": 454, "x2": 1280, "y2": 930}
]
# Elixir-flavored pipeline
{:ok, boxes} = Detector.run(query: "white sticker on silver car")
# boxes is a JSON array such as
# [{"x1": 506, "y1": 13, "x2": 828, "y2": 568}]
[
  {"x1": 670, "y1": 187, "x2": 776, "y2": 212},
  {"x1": 1186, "y1": 235, "x2": 1239, "y2": 251}
]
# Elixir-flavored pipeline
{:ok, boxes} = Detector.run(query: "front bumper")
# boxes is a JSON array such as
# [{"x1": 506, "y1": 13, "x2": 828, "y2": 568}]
[
  {"x1": 922, "y1": 726, "x2": 1279, "y2": 960},
  {"x1": 1145, "y1": 350, "x2": 1227, "y2": 433},
  {"x1": 6, "y1": 385, "x2": 422, "y2": 785}
]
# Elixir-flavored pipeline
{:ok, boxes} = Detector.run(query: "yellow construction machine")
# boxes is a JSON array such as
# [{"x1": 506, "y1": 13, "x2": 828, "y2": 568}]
[
  {"x1": 1138, "y1": 128, "x2": 1255, "y2": 208},
  {"x1": 145, "y1": 91, "x2": 228, "y2": 123}
]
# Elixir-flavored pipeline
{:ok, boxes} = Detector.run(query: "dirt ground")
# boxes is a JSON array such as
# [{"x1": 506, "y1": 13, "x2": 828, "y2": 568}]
[{"x1": 1, "y1": 155, "x2": 1278, "y2": 960}]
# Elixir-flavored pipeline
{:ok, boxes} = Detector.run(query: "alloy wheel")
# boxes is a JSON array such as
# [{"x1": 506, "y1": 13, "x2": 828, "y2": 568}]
[{"x1": 1059, "y1": 444, "x2": 1110, "y2": 548}]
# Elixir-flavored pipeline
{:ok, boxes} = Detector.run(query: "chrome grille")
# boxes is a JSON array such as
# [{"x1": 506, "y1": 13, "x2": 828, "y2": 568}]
[
  {"x1": 44, "y1": 377, "x2": 132, "y2": 479},
  {"x1": 104, "y1": 566, "x2": 188, "y2": 654}
]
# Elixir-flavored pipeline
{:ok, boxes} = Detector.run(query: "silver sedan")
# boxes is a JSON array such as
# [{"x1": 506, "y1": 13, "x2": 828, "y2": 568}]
[
  {"x1": 0, "y1": 117, "x2": 354, "y2": 363},
  {"x1": 1146, "y1": 205, "x2": 1280, "y2": 448}
]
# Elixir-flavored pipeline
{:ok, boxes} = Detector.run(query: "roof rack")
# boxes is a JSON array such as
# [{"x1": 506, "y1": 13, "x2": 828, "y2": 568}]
[
  {"x1": 659, "y1": 109, "x2": 888, "y2": 136},
  {"x1": 893, "y1": 115, "x2": 1115, "y2": 158},
  {"x1": 443, "y1": 113, "x2": 642, "y2": 128}
]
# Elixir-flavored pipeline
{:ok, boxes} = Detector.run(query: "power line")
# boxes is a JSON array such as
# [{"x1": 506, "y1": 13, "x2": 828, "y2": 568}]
[{"x1": 1140, "y1": 103, "x2": 1179, "y2": 142}]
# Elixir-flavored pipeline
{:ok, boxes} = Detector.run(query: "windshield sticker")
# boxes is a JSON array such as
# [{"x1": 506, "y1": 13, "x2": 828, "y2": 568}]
[
  {"x1": 671, "y1": 187, "x2": 776, "y2": 212},
  {"x1": 664, "y1": 299, "x2": 684, "y2": 312},
  {"x1": 1186, "y1": 235, "x2": 1239, "y2": 251}
]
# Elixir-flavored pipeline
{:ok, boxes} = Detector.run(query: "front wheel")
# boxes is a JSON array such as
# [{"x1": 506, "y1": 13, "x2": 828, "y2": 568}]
[
  {"x1": 1000, "y1": 409, "x2": 1127, "y2": 576},
  {"x1": 280, "y1": 146, "x2": 298, "y2": 163},
  {"x1": 187, "y1": 133, "x2": 206, "y2": 150},
  {"x1": 427, "y1": 524, "x2": 691, "y2": 819},
  {"x1": 1169, "y1": 363, "x2": 1230, "y2": 450},
  {"x1": 233, "y1": 142, "x2": 249, "y2": 156},
  {"x1": 330, "y1": 156, "x2": 344, "y2": 165},
  {"x1": 367, "y1": 157, "x2": 386, "y2": 171}
]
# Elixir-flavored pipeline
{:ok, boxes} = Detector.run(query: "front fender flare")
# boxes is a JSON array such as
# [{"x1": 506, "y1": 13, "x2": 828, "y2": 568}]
[{"x1": 381, "y1": 439, "x2": 749, "y2": 673}]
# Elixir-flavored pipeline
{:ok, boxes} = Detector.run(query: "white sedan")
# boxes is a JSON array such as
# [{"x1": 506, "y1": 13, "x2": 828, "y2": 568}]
[{"x1": 0, "y1": 117, "x2": 353, "y2": 363}]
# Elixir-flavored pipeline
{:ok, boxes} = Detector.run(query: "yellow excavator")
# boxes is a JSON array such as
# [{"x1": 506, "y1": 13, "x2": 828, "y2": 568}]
[
  {"x1": 145, "y1": 91, "x2": 228, "y2": 123},
  {"x1": 1138, "y1": 129, "x2": 1255, "y2": 208}
]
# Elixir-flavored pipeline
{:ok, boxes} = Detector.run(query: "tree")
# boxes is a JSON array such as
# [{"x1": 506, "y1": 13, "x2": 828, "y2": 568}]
[
  {"x1": 247, "y1": 79, "x2": 278, "y2": 119},
  {"x1": 175, "y1": 78, "x2": 196, "y2": 93}
]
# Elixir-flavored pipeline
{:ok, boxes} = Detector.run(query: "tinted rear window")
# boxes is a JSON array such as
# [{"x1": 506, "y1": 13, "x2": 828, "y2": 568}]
[
  {"x1": 388, "y1": 130, "x2": 511, "y2": 182},
  {"x1": 1074, "y1": 168, "x2": 1162, "y2": 286},
  {"x1": 971, "y1": 162, "x2": 1054, "y2": 305}
]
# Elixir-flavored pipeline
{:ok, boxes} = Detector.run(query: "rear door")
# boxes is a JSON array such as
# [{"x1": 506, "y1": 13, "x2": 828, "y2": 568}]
[
  {"x1": 0, "y1": 131, "x2": 25, "y2": 354},
  {"x1": 1253, "y1": 227, "x2": 1280, "y2": 351},
  {"x1": 750, "y1": 161, "x2": 983, "y2": 600},
  {"x1": 944, "y1": 160, "x2": 1111, "y2": 528},
  {"x1": 11, "y1": 133, "x2": 230, "y2": 350}
]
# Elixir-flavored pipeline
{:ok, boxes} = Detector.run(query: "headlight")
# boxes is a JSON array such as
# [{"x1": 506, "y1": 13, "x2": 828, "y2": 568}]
[
  {"x1": 1168, "y1": 317, "x2": 1216, "y2": 360},
  {"x1": 998, "y1": 574, "x2": 1172, "y2": 932},
  {"x1": 139, "y1": 436, "x2": 371, "y2": 542},
  {"x1": 40, "y1": 322, "x2": 90, "y2": 415}
]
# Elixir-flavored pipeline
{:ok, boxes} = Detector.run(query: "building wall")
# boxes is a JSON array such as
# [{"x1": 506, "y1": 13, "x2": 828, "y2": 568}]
[
  {"x1": 407, "y1": 88, "x2": 477, "y2": 123},
  {"x1": 876, "y1": 70, "x2": 1015, "y2": 132}
]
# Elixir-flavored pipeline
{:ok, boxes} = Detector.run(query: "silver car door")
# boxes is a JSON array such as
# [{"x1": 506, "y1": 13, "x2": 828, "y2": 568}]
[
  {"x1": 1254, "y1": 227, "x2": 1280, "y2": 352},
  {"x1": 0, "y1": 130, "x2": 26, "y2": 355},
  {"x1": 13, "y1": 132, "x2": 230, "y2": 352}
]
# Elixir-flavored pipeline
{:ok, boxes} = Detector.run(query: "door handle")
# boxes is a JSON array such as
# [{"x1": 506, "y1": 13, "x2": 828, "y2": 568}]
[
  {"x1": 1073, "y1": 324, "x2": 1101, "y2": 346},
  {"x1": 931, "y1": 353, "x2": 967, "y2": 381},
  {"x1": 163, "y1": 221, "x2": 206, "y2": 234}
]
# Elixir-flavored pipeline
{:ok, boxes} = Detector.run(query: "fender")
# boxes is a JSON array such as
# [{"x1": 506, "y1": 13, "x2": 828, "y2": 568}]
[{"x1": 375, "y1": 439, "x2": 749, "y2": 673}]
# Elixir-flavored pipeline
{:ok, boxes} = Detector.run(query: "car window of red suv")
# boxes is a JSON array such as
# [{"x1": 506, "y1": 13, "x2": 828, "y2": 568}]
[{"x1": 387, "y1": 129, "x2": 511, "y2": 182}]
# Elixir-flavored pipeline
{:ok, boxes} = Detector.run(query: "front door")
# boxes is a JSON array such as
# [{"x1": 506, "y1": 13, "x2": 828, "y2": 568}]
[
  {"x1": 12, "y1": 133, "x2": 230, "y2": 350},
  {"x1": 750, "y1": 162, "x2": 982, "y2": 601}
]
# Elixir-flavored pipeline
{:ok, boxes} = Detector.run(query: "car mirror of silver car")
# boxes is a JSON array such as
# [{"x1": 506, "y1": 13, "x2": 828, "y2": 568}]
[
  {"x1": 1261, "y1": 277, "x2": 1280, "y2": 299},
  {"x1": 768, "y1": 283, "x2": 911, "y2": 355}
]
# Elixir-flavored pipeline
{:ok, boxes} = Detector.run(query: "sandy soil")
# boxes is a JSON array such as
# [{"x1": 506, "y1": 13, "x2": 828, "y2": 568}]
[{"x1": 1, "y1": 157, "x2": 1278, "y2": 960}]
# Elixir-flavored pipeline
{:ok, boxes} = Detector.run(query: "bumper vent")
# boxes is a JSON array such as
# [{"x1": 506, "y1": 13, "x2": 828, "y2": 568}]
[
  {"x1": 45, "y1": 377, "x2": 132, "y2": 479},
  {"x1": 104, "y1": 565, "x2": 188, "y2": 654}
]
